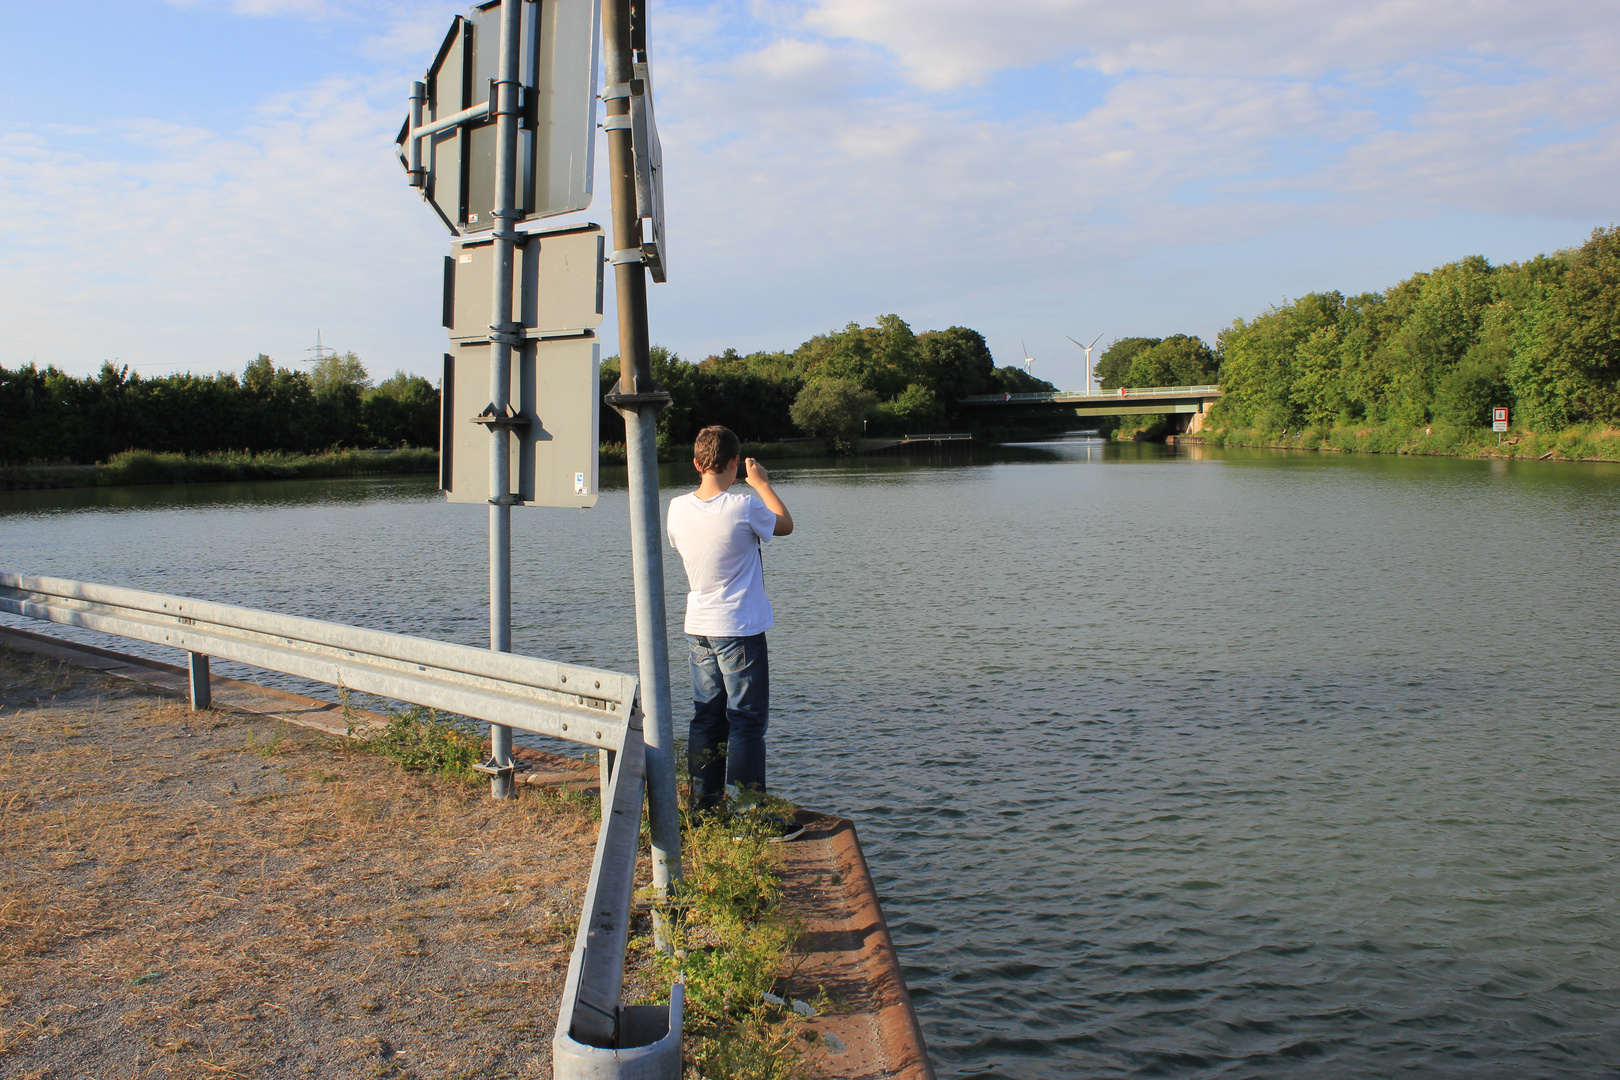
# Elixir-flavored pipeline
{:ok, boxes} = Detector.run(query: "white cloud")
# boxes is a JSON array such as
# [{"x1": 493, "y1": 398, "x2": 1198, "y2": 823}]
[
  {"x1": 799, "y1": 0, "x2": 1616, "y2": 87},
  {"x1": 0, "y1": 74, "x2": 447, "y2": 378}
]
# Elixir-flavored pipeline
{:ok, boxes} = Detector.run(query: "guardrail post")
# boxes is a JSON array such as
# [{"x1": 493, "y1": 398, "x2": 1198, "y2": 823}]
[
  {"x1": 187, "y1": 652, "x2": 211, "y2": 710},
  {"x1": 554, "y1": 983, "x2": 683, "y2": 1079}
]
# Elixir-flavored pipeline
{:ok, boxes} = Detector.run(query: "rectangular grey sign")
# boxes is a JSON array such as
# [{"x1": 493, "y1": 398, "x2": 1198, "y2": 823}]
[
  {"x1": 441, "y1": 336, "x2": 600, "y2": 509},
  {"x1": 445, "y1": 224, "x2": 604, "y2": 341}
]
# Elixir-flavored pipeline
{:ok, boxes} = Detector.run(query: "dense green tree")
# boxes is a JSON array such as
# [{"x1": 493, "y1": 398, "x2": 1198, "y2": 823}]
[
  {"x1": 1508, "y1": 227, "x2": 1620, "y2": 428},
  {"x1": 310, "y1": 350, "x2": 372, "y2": 393},
  {"x1": 1123, "y1": 334, "x2": 1218, "y2": 388},
  {"x1": 867, "y1": 382, "x2": 944, "y2": 436},
  {"x1": 789, "y1": 377, "x2": 877, "y2": 449},
  {"x1": 915, "y1": 326, "x2": 997, "y2": 419},
  {"x1": 364, "y1": 371, "x2": 440, "y2": 448},
  {"x1": 1095, "y1": 337, "x2": 1160, "y2": 388},
  {"x1": 991, "y1": 366, "x2": 1058, "y2": 394}
]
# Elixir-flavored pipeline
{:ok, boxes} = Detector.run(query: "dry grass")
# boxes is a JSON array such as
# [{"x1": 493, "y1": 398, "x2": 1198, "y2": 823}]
[{"x1": 0, "y1": 646, "x2": 602, "y2": 1079}]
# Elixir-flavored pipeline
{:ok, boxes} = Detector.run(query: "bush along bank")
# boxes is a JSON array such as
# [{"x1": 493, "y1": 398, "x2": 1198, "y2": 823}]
[
  {"x1": 1193, "y1": 422, "x2": 1620, "y2": 462},
  {"x1": 0, "y1": 448, "x2": 439, "y2": 489}
]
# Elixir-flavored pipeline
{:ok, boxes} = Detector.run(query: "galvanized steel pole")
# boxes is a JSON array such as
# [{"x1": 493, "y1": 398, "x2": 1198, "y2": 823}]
[
  {"x1": 602, "y1": 0, "x2": 681, "y2": 902},
  {"x1": 486, "y1": 0, "x2": 523, "y2": 799}
]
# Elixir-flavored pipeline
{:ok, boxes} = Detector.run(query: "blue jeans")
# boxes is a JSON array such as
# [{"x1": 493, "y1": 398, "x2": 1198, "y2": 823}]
[{"x1": 686, "y1": 632, "x2": 769, "y2": 812}]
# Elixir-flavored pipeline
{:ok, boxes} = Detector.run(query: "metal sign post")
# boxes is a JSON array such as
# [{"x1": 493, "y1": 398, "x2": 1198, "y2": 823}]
[
  {"x1": 482, "y1": 0, "x2": 524, "y2": 796},
  {"x1": 401, "y1": 0, "x2": 679, "y2": 901},
  {"x1": 599, "y1": 0, "x2": 679, "y2": 915},
  {"x1": 1494, "y1": 405, "x2": 1509, "y2": 446}
]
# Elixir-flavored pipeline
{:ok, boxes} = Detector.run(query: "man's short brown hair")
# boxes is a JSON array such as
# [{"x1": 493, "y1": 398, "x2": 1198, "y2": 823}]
[{"x1": 693, "y1": 426, "x2": 741, "y2": 474}]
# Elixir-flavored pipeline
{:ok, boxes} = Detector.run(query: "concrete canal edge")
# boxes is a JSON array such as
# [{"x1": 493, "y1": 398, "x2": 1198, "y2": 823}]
[
  {"x1": 0, "y1": 624, "x2": 933, "y2": 1079},
  {"x1": 778, "y1": 809, "x2": 937, "y2": 1079}
]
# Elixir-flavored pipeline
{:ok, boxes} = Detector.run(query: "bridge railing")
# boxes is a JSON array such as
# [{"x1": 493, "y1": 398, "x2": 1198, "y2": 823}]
[
  {"x1": 962, "y1": 384, "x2": 1221, "y2": 404},
  {"x1": 0, "y1": 571, "x2": 681, "y2": 1076}
]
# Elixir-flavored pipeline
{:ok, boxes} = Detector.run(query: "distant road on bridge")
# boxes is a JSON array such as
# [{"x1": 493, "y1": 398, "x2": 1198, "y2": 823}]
[{"x1": 961, "y1": 384, "x2": 1221, "y2": 420}]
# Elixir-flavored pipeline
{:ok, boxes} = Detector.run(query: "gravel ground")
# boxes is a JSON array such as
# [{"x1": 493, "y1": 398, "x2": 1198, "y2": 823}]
[{"x1": 0, "y1": 645, "x2": 604, "y2": 1079}]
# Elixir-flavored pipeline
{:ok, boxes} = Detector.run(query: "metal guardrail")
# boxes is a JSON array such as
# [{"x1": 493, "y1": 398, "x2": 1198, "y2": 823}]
[
  {"x1": 0, "y1": 572, "x2": 680, "y2": 1077},
  {"x1": 962, "y1": 384, "x2": 1221, "y2": 404}
]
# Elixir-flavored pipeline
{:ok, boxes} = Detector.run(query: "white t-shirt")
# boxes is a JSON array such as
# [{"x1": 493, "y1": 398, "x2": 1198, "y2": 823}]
[{"x1": 666, "y1": 489, "x2": 778, "y2": 636}]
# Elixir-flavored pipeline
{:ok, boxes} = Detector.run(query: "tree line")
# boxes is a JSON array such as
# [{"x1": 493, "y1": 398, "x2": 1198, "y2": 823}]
[
  {"x1": 1212, "y1": 225, "x2": 1620, "y2": 432},
  {"x1": 22, "y1": 220, "x2": 1608, "y2": 466},
  {"x1": 0, "y1": 353, "x2": 440, "y2": 465},
  {"x1": 600, "y1": 316, "x2": 1055, "y2": 451},
  {"x1": 2, "y1": 316, "x2": 1049, "y2": 466}
]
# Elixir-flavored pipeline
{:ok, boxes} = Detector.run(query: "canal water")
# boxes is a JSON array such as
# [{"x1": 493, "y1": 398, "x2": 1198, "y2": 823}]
[{"x1": 4, "y1": 438, "x2": 1618, "y2": 1078}]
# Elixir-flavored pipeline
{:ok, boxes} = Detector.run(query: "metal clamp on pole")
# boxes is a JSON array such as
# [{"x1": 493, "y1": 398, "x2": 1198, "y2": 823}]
[
  {"x1": 407, "y1": 81, "x2": 427, "y2": 188},
  {"x1": 602, "y1": 389, "x2": 672, "y2": 413},
  {"x1": 487, "y1": 322, "x2": 527, "y2": 347},
  {"x1": 471, "y1": 404, "x2": 531, "y2": 428},
  {"x1": 472, "y1": 758, "x2": 527, "y2": 779},
  {"x1": 600, "y1": 79, "x2": 642, "y2": 102}
]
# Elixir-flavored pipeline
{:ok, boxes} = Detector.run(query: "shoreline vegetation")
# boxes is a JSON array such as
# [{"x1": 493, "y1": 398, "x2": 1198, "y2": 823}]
[
  {"x1": 10, "y1": 223, "x2": 1619, "y2": 481},
  {"x1": 1180, "y1": 421, "x2": 1620, "y2": 462},
  {"x1": 0, "y1": 447, "x2": 441, "y2": 490},
  {"x1": 0, "y1": 441, "x2": 850, "y2": 490},
  {"x1": 8, "y1": 422, "x2": 1620, "y2": 492}
]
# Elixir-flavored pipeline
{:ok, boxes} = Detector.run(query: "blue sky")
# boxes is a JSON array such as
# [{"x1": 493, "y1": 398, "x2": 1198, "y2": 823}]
[{"x1": 2, "y1": 0, "x2": 1616, "y2": 390}]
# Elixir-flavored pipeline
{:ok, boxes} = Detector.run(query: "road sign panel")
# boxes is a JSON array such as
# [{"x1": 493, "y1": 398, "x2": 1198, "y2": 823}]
[
  {"x1": 1493, "y1": 406, "x2": 1509, "y2": 432},
  {"x1": 444, "y1": 224, "x2": 604, "y2": 342},
  {"x1": 630, "y1": 61, "x2": 666, "y2": 282},
  {"x1": 534, "y1": 0, "x2": 601, "y2": 226},
  {"x1": 440, "y1": 337, "x2": 601, "y2": 509},
  {"x1": 402, "y1": 0, "x2": 599, "y2": 236}
]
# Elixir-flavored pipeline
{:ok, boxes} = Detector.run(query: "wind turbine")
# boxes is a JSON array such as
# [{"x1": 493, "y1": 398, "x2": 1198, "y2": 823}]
[
  {"x1": 1066, "y1": 333, "x2": 1105, "y2": 394},
  {"x1": 1021, "y1": 338, "x2": 1035, "y2": 376}
]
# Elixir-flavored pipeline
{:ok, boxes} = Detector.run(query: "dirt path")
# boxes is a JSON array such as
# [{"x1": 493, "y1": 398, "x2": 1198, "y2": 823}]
[{"x1": 0, "y1": 644, "x2": 600, "y2": 1079}]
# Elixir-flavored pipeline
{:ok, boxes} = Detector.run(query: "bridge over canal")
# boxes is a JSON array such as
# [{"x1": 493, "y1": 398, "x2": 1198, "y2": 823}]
[{"x1": 961, "y1": 384, "x2": 1222, "y2": 433}]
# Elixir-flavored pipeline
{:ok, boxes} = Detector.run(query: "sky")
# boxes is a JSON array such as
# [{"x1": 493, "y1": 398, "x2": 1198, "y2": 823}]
[{"x1": 2, "y1": 0, "x2": 1617, "y2": 391}]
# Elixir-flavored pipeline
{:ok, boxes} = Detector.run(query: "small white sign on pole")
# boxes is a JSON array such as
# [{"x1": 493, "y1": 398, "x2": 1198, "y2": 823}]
[{"x1": 1493, "y1": 406, "x2": 1509, "y2": 433}]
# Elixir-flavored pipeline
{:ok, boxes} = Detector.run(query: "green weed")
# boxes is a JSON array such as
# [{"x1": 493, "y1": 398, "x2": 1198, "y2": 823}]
[
  {"x1": 356, "y1": 705, "x2": 485, "y2": 785},
  {"x1": 643, "y1": 790, "x2": 823, "y2": 1080}
]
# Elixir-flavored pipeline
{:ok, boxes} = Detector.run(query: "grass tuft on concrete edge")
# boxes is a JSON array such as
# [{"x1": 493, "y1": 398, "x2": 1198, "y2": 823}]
[{"x1": 636, "y1": 786, "x2": 827, "y2": 1080}]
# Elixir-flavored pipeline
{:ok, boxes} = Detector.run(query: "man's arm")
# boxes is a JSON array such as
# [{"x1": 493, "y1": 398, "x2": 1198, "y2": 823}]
[{"x1": 743, "y1": 458, "x2": 793, "y2": 535}]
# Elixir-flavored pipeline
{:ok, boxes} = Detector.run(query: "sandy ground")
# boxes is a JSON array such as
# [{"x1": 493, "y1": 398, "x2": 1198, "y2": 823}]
[{"x1": 0, "y1": 644, "x2": 603, "y2": 1079}]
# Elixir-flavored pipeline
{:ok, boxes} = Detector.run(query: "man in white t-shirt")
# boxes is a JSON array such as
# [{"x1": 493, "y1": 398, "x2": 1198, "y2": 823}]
[{"x1": 666, "y1": 425, "x2": 796, "y2": 832}]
